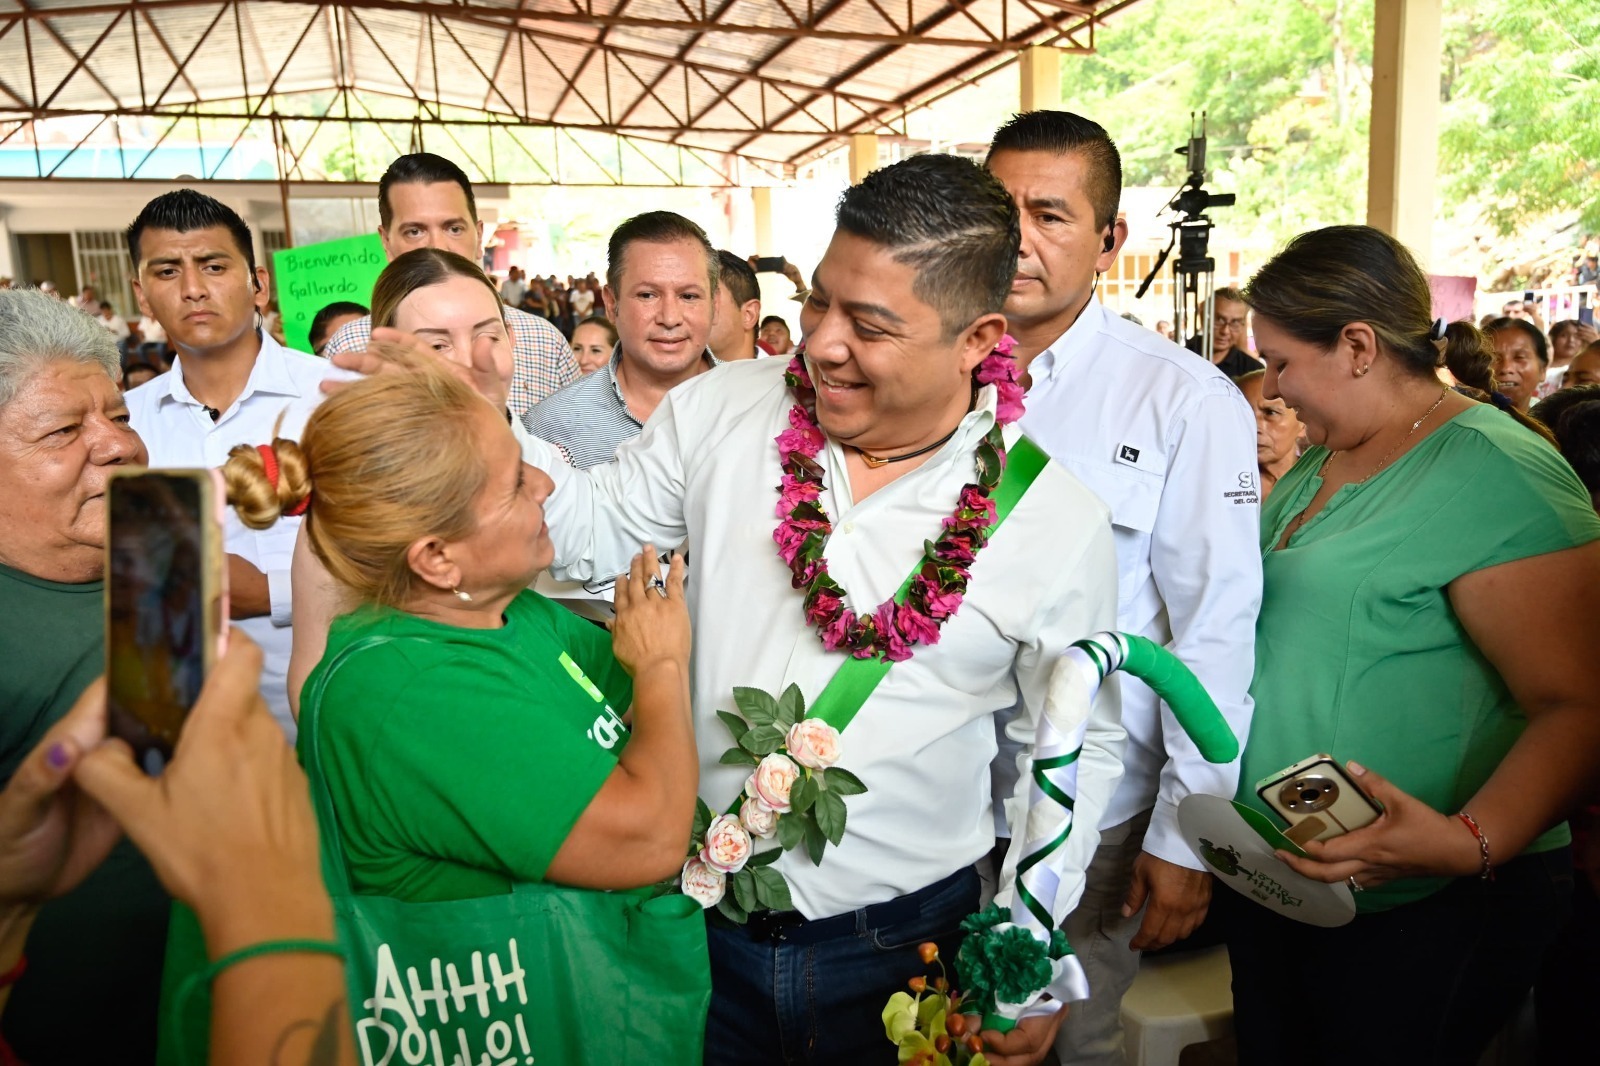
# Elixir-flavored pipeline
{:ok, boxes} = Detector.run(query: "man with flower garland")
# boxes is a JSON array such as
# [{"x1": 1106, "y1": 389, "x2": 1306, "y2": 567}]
[
  {"x1": 986, "y1": 110, "x2": 1262, "y2": 1066},
  {"x1": 516, "y1": 154, "x2": 1121, "y2": 1065}
]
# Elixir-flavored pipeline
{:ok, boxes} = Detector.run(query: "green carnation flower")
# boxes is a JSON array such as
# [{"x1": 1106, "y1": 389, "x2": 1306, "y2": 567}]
[{"x1": 984, "y1": 925, "x2": 1055, "y2": 1004}]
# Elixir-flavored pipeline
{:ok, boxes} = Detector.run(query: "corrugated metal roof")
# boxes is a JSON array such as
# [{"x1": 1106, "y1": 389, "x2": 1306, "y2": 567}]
[{"x1": 0, "y1": 0, "x2": 1133, "y2": 183}]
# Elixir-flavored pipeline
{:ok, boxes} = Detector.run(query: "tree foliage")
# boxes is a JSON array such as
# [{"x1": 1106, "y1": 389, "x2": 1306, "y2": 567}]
[
  {"x1": 1055, "y1": 0, "x2": 1597, "y2": 246},
  {"x1": 1439, "y1": 1, "x2": 1600, "y2": 235}
]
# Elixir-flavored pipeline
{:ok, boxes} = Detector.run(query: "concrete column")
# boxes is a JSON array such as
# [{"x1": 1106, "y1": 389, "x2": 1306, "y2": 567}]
[
  {"x1": 848, "y1": 134, "x2": 879, "y2": 185},
  {"x1": 1366, "y1": 0, "x2": 1443, "y2": 262},
  {"x1": 1019, "y1": 45, "x2": 1062, "y2": 113},
  {"x1": 0, "y1": 209, "x2": 13, "y2": 279},
  {"x1": 752, "y1": 186, "x2": 775, "y2": 254}
]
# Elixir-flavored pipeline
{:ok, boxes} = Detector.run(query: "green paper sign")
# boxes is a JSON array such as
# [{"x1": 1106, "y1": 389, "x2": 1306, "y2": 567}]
[{"x1": 272, "y1": 233, "x2": 387, "y2": 355}]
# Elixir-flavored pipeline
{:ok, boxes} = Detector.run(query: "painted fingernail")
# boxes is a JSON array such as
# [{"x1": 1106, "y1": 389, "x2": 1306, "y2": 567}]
[
  {"x1": 47, "y1": 743, "x2": 71, "y2": 770},
  {"x1": 1347, "y1": 760, "x2": 1366, "y2": 775}
]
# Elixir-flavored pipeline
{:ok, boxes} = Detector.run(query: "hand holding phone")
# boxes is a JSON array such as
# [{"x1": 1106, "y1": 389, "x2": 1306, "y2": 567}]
[
  {"x1": 754, "y1": 255, "x2": 787, "y2": 274},
  {"x1": 106, "y1": 470, "x2": 227, "y2": 775},
  {"x1": 1255, "y1": 753, "x2": 1382, "y2": 846}
]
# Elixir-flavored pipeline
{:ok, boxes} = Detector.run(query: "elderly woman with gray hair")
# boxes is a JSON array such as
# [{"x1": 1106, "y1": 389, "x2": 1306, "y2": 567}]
[{"x1": 0, "y1": 288, "x2": 167, "y2": 1062}]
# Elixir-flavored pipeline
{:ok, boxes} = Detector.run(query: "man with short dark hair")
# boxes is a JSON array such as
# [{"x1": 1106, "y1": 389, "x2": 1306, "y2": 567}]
[
  {"x1": 986, "y1": 109, "x2": 1261, "y2": 1066},
  {"x1": 758, "y1": 314, "x2": 792, "y2": 355},
  {"x1": 307, "y1": 300, "x2": 369, "y2": 356},
  {"x1": 501, "y1": 264, "x2": 527, "y2": 309},
  {"x1": 1186, "y1": 286, "x2": 1262, "y2": 378},
  {"x1": 320, "y1": 152, "x2": 578, "y2": 415},
  {"x1": 519, "y1": 153, "x2": 1119, "y2": 1065},
  {"x1": 708, "y1": 250, "x2": 761, "y2": 361},
  {"x1": 521, "y1": 211, "x2": 719, "y2": 467},
  {"x1": 123, "y1": 189, "x2": 340, "y2": 738}
]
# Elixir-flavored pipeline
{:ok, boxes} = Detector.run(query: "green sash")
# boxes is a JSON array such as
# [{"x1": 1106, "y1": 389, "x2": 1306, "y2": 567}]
[{"x1": 806, "y1": 435, "x2": 1049, "y2": 731}]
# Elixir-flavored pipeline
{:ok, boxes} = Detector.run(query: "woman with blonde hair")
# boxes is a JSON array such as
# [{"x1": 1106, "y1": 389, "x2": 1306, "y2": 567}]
[
  {"x1": 220, "y1": 333, "x2": 708, "y2": 1054},
  {"x1": 1224, "y1": 225, "x2": 1600, "y2": 1064}
]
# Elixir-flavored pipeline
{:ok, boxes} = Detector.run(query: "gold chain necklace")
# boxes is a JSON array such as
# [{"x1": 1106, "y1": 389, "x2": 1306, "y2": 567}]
[{"x1": 1285, "y1": 386, "x2": 1450, "y2": 540}]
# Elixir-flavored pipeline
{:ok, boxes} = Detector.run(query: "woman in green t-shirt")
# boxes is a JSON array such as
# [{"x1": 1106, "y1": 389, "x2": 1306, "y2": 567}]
[
  {"x1": 223, "y1": 251, "x2": 698, "y2": 901},
  {"x1": 1222, "y1": 225, "x2": 1600, "y2": 1064}
]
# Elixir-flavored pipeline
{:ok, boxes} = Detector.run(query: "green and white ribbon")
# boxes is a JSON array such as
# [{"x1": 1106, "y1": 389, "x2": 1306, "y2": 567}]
[{"x1": 987, "y1": 632, "x2": 1240, "y2": 1026}]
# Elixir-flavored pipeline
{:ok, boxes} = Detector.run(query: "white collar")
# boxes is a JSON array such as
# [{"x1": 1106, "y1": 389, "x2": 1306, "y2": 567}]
[
  {"x1": 1028, "y1": 298, "x2": 1111, "y2": 387},
  {"x1": 156, "y1": 330, "x2": 308, "y2": 410}
]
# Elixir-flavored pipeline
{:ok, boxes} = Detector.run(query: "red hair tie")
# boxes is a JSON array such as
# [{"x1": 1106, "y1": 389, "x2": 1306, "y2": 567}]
[{"x1": 256, "y1": 443, "x2": 310, "y2": 517}]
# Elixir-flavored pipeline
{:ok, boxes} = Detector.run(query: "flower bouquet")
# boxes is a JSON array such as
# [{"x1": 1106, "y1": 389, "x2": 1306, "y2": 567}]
[
  {"x1": 882, "y1": 943, "x2": 991, "y2": 1066},
  {"x1": 674, "y1": 683, "x2": 868, "y2": 923}
]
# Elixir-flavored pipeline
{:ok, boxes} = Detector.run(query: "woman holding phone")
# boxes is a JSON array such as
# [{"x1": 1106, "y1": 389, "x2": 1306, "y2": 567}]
[{"x1": 1223, "y1": 226, "x2": 1600, "y2": 1065}]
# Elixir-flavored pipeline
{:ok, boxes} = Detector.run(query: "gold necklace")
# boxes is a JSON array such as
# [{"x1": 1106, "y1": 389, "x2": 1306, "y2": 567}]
[{"x1": 1284, "y1": 386, "x2": 1450, "y2": 540}]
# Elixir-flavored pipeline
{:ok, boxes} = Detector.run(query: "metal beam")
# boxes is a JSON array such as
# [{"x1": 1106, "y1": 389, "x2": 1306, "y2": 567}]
[
  {"x1": 0, "y1": 103, "x2": 857, "y2": 141},
  {"x1": 780, "y1": 0, "x2": 1120, "y2": 164},
  {"x1": 15, "y1": 0, "x2": 124, "y2": 109},
  {"x1": 2, "y1": 0, "x2": 1075, "y2": 50}
]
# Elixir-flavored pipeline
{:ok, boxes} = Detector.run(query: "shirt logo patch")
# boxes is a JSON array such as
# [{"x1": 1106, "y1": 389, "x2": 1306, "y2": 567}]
[
  {"x1": 1225, "y1": 470, "x2": 1260, "y2": 505},
  {"x1": 1116, "y1": 444, "x2": 1141, "y2": 465},
  {"x1": 562, "y1": 652, "x2": 628, "y2": 750}
]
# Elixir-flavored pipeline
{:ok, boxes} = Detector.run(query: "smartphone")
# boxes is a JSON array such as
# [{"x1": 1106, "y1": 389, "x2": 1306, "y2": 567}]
[
  {"x1": 105, "y1": 470, "x2": 227, "y2": 775},
  {"x1": 1522, "y1": 291, "x2": 1535, "y2": 302},
  {"x1": 754, "y1": 256, "x2": 787, "y2": 273},
  {"x1": 1254, "y1": 754, "x2": 1382, "y2": 845}
]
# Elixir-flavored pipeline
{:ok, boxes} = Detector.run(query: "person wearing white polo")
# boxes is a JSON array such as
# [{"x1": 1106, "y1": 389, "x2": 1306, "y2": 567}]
[
  {"x1": 123, "y1": 189, "x2": 341, "y2": 738},
  {"x1": 986, "y1": 111, "x2": 1263, "y2": 1066}
]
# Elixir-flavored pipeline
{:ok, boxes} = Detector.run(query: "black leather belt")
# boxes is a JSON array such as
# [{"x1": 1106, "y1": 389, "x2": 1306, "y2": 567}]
[{"x1": 719, "y1": 868, "x2": 971, "y2": 946}]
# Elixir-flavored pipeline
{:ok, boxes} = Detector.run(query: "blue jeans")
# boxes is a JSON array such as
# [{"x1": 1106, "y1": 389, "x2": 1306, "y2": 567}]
[
  {"x1": 705, "y1": 867, "x2": 980, "y2": 1065},
  {"x1": 1222, "y1": 848, "x2": 1573, "y2": 1065}
]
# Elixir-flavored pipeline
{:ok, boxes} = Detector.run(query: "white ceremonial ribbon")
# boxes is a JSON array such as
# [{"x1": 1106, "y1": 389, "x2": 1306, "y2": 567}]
[{"x1": 992, "y1": 634, "x2": 1131, "y2": 1019}]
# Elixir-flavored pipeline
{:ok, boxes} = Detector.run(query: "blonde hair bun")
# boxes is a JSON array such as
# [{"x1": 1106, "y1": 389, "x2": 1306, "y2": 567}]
[{"x1": 223, "y1": 438, "x2": 312, "y2": 530}]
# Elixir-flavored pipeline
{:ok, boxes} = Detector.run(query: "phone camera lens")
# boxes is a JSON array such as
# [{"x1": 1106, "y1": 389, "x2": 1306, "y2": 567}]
[{"x1": 1280, "y1": 774, "x2": 1339, "y2": 812}]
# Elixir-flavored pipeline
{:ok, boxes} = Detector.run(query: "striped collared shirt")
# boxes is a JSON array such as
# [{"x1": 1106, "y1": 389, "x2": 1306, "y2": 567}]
[
  {"x1": 522, "y1": 345, "x2": 719, "y2": 468},
  {"x1": 322, "y1": 306, "x2": 579, "y2": 416}
]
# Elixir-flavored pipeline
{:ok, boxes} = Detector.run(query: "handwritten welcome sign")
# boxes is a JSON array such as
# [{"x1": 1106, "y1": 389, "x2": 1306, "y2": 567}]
[{"x1": 273, "y1": 234, "x2": 387, "y2": 354}]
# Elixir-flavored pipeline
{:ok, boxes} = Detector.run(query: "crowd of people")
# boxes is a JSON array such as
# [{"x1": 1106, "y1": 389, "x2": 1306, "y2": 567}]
[{"x1": 0, "y1": 109, "x2": 1598, "y2": 1066}]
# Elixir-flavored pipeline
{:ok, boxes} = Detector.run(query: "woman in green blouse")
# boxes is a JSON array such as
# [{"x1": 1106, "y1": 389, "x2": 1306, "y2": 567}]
[{"x1": 1224, "y1": 225, "x2": 1600, "y2": 1065}]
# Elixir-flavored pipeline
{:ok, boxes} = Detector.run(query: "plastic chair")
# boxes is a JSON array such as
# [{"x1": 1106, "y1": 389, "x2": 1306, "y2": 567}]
[{"x1": 1119, "y1": 945, "x2": 1235, "y2": 1066}]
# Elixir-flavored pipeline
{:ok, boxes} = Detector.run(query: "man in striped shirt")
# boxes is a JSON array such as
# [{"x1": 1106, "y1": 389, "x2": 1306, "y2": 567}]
[
  {"x1": 522, "y1": 211, "x2": 720, "y2": 468},
  {"x1": 321, "y1": 152, "x2": 578, "y2": 415}
]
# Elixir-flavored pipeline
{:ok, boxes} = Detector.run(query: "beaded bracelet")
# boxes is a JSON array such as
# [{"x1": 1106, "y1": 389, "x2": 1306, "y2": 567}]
[
  {"x1": 1457, "y1": 810, "x2": 1494, "y2": 882},
  {"x1": 173, "y1": 938, "x2": 343, "y2": 1066}
]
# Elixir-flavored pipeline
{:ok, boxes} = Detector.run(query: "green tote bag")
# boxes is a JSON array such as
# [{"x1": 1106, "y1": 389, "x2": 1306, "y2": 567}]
[{"x1": 159, "y1": 634, "x2": 711, "y2": 1065}]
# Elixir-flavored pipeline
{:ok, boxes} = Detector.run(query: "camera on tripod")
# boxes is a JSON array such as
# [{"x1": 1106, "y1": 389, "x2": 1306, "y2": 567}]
[{"x1": 1136, "y1": 113, "x2": 1236, "y2": 360}]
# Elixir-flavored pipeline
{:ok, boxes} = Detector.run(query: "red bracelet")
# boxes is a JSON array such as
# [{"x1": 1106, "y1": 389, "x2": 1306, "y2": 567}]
[
  {"x1": 0, "y1": 954, "x2": 26, "y2": 989},
  {"x1": 1457, "y1": 811, "x2": 1494, "y2": 882}
]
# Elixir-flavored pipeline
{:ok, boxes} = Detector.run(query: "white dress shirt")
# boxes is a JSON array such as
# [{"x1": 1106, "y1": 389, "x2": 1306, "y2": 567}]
[
  {"x1": 125, "y1": 331, "x2": 343, "y2": 738},
  {"x1": 996, "y1": 299, "x2": 1262, "y2": 870},
  {"x1": 98, "y1": 313, "x2": 131, "y2": 343},
  {"x1": 519, "y1": 357, "x2": 1123, "y2": 920}
]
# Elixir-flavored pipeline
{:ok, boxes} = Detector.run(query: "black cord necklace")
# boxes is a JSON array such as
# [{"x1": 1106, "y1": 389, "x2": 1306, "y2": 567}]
[
  {"x1": 852, "y1": 425, "x2": 960, "y2": 469},
  {"x1": 849, "y1": 380, "x2": 978, "y2": 469}
]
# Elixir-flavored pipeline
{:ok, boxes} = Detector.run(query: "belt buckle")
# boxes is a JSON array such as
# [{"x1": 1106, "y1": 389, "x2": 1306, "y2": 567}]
[{"x1": 748, "y1": 909, "x2": 804, "y2": 942}]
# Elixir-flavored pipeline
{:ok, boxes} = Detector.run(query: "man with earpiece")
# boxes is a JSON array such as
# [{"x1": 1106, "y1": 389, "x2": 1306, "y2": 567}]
[
  {"x1": 123, "y1": 189, "x2": 350, "y2": 740},
  {"x1": 985, "y1": 111, "x2": 1263, "y2": 1066}
]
